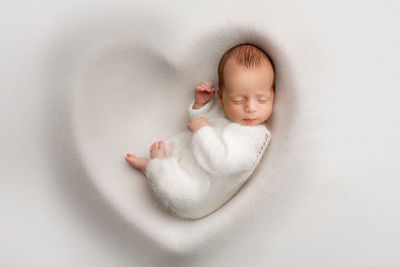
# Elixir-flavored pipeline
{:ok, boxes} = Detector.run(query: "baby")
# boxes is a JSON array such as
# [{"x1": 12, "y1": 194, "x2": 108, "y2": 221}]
[{"x1": 125, "y1": 44, "x2": 275, "y2": 219}]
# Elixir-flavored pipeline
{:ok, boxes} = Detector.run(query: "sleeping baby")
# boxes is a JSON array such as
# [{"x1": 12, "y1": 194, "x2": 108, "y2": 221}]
[{"x1": 125, "y1": 43, "x2": 275, "y2": 219}]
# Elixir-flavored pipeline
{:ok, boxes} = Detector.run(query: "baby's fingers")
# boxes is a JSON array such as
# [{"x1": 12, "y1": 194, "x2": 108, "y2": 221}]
[
  {"x1": 196, "y1": 82, "x2": 214, "y2": 93},
  {"x1": 197, "y1": 81, "x2": 213, "y2": 89},
  {"x1": 203, "y1": 81, "x2": 213, "y2": 89}
]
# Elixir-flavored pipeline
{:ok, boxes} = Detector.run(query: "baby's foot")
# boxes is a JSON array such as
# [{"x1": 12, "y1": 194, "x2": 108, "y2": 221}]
[
  {"x1": 150, "y1": 141, "x2": 167, "y2": 159},
  {"x1": 125, "y1": 153, "x2": 148, "y2": 175}
]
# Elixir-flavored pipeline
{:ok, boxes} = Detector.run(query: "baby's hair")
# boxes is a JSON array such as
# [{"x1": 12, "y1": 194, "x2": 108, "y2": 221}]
[{"x1": 217, "y1": 43, "x2": 276, "y2": 92}]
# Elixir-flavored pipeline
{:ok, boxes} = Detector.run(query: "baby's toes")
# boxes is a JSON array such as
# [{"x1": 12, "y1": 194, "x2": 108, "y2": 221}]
[
  {"x1": 156, "y1": 141, "x2": 162, "y2": 149},
  {"x1": 150, "y1": 142, "x2": 157, "y2": 151},
  {"x1": 125, "y1": 154, "x2": 133, "y2": 162},
  {"x1": 155, "y1": 141, "x2": 160, "y2": 150},
  {"x1": 159, "y1": 141, "x2": 165, "y2": 150}
]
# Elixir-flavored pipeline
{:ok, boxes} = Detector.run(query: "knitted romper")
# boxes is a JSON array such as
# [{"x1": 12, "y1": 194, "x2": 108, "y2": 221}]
[{"x1": 145, "y1": 95, "x2": 271, "y2": 219}]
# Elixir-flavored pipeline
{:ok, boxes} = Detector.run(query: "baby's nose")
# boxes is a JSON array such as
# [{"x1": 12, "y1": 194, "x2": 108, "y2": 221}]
[{"x1": 244, "y1": 100, "x2": 257, "y2": 112}]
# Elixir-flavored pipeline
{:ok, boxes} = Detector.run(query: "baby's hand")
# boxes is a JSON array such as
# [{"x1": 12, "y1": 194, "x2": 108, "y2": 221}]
[
  {"x1": 187, "y1": 117, "x2": 209, "y2": 132},
  {"x1": 193, "y1": 81, "x2": 215, "y2": 109}
]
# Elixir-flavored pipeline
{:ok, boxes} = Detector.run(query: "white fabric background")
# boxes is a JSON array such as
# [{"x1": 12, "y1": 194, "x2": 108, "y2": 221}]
[{"x1": 1, "y1": 0, "x2": 400, "y2": 266}]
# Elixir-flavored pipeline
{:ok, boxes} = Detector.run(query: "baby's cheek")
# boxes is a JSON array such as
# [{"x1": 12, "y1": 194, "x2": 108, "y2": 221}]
[{"x1": 225, "y1": 105, "x2": 243, "y2": 121}]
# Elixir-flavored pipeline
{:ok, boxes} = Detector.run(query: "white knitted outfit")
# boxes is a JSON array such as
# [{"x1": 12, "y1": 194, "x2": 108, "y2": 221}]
[{"x1": 146, "y1": 95, "x2": 271, "y2": 219}]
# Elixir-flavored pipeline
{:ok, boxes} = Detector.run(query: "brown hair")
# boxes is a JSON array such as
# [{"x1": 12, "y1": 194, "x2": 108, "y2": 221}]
[{"x1": 217, "y1": 43, "x2": 276, "y2": 92}]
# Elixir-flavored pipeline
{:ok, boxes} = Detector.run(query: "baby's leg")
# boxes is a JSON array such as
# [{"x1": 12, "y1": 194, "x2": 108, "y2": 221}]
[
  {"x1": 125, "y1": 140, "x2": 167, "y2": 175},
  {"x1": 149, "y1": 140, "x2": 167, "y2": 159},
  {"x1": 146, "y1": 155, "x2": 209, "y2": 218},
  {"x1": 125, "y1": 154, "x2": 148, "y2": 175}
]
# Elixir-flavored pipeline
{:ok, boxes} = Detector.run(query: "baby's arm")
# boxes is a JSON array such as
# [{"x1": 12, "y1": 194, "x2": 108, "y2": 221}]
[
  {"x1": 187, "y1": 117, "x2": 209, "y2": 132},
  {"x1": 193, "y1": 81, "x2": 214, "y2": 109},
  {"x1": 187, "y1": 82, "x2": 221, "y2": 121},
  {"x1": 191, "y1": 124, "x2": 269, "y2": 177}
]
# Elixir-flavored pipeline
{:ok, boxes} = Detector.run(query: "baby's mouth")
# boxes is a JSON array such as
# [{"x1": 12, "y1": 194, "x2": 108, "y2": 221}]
[{"x1": 244, "y1": 118, "x2": 257, "y2": 123}]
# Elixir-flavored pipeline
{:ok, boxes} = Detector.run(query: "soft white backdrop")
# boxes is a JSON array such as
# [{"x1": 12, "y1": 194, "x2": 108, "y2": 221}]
[{"x1": 1, "y1": 0, "x2": 400, "y2": 266}]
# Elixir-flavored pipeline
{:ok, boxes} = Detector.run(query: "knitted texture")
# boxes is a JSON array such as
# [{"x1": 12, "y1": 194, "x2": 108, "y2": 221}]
[{"x1": 146, "y1": 95, "x2": 271, "y2": 219}]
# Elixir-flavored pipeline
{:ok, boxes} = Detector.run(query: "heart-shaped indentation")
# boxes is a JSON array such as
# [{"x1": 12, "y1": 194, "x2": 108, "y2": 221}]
[{"x1": 49, "y1": 13, "x2": 299, "y2": 253}]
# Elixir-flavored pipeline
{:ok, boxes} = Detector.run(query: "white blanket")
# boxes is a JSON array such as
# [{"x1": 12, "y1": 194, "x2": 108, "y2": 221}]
[{"x1": 2, "y1": 0, "x2": 400, "y2": 266}]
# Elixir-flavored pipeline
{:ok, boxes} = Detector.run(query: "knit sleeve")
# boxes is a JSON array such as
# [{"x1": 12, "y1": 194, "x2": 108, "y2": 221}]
[
  {"x1": 191, "y1": 123, "x2": 271, "y2": 177},
  {"x1": 187, "y1": 95, "x2": 221, "y2": 120}
]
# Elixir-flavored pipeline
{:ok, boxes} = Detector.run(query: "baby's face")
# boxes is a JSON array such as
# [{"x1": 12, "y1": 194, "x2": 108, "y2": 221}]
[{"x1": 217, "y1": 60, "x2": 275, "y2": 126}]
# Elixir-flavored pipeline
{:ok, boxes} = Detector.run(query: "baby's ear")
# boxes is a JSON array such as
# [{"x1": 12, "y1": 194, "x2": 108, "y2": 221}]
[{"x1": 217, "y1": 86, "x2": 224, "y2": 107}]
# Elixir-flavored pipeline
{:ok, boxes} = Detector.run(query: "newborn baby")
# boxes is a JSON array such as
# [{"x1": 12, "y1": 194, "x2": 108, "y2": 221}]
[{"x1": 125, "y1": 44, "x2": 275, "y2": 219}]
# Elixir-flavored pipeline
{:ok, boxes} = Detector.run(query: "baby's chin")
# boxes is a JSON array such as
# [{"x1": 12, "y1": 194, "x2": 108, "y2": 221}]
[{"x1": 232, "y1": 118, "x2": 267, "y2": 126}]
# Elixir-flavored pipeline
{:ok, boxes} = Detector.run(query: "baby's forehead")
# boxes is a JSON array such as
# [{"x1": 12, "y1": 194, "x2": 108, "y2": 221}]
[
  {"x1": 225, "y1": 57, "x2": 273, "y2": 72},
  {"x1": 225, "y1": 86, "x2": 274, "y2": 96}
]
